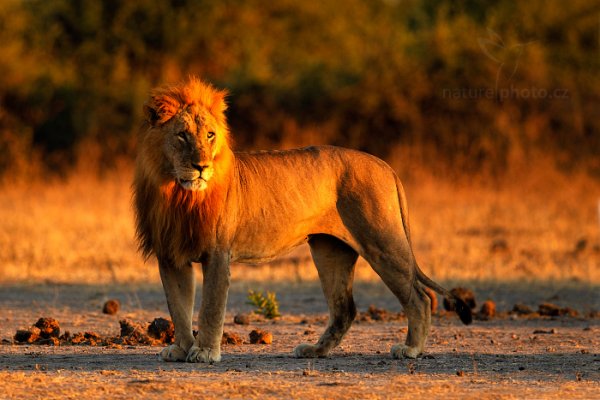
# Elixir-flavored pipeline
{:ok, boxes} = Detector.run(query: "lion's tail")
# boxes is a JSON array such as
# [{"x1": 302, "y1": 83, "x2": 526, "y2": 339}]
[
  {"x1": 394, "y1": 174, "x2": 472, "y2": 325},
  {"x1": 394, "y1": 173, "x2": 412, "y2": 248},
  {"x1": 414, "y1": 264, "x2": 473, "y2": 325}
]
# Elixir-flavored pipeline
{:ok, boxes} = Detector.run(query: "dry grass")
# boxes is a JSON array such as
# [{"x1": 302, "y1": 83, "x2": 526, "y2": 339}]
[
  {"x1": 0, "y1": 167, "x2": 598, "y2": 285},
  {"x1": 405, "y1": 171, "x2": 600, "y2": 284},
  {"x1": 0, "y1": 170, "x2": 152, "y2": 284}
]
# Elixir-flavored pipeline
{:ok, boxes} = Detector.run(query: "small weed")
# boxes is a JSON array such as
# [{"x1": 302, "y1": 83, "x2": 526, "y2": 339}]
[{"x1": 247, "y1": 290, "x2": 281, "y2": 319}]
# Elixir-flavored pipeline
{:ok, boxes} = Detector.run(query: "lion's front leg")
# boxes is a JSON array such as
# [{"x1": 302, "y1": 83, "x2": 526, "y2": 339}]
[
  {"x1": 158, "y1": 260, "x2": 196, "y2": 362},
  {"x1": 187, "y1": 254, "x2": 230, "y2": 363}
]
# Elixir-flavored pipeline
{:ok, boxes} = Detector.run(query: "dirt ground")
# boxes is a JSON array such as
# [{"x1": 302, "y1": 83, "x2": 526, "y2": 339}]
[{"x1": 0, "y1": 281, "x2": 598, "y2": 399}]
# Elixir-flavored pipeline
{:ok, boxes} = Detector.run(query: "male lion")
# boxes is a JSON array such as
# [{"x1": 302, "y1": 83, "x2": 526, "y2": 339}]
[{"x1": 133, "y1": 77, "x2": 471, "y2": 363}]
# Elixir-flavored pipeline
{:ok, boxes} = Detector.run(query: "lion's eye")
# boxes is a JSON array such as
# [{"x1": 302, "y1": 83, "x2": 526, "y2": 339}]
[
  {"x1": 176, "y1": 132, "x2": 187, "y2": 142},
  {"x1": 207, "y1": 131, "x2": 215, "y2": 140}
]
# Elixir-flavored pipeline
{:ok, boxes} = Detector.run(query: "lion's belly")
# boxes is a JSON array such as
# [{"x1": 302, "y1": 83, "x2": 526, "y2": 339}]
[
  {"x1": 231, "y1": 234, "x2": 308, "y2": 264},
  {"x1": 228, "y1": 210, "x2": 354, "y2": 264}
]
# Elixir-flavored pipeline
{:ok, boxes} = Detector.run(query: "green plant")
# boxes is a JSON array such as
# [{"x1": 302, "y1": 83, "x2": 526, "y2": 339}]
[{"x1": 247, "y1": 290, "x2": 281, "y2": 319}]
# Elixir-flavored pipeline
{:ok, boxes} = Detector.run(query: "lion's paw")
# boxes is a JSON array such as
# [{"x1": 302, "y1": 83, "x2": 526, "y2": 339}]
[
  {"x1": 391, "y1": 344, "x2": 421, "y2": 359},
  {"x1": 294, "y1": 343, "x2": 326, "y2": 358},
  {"x1": 186, "y1": 345, "x2": 221, "y2": 363},
  {"x1": 158, "y1": 344, "x2": 188, "y2": 362}
]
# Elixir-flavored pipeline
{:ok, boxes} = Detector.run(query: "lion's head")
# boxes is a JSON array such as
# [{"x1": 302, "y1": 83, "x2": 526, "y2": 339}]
[{"x1": 141, "y1": 77, "x2": 230, "y2": 191}]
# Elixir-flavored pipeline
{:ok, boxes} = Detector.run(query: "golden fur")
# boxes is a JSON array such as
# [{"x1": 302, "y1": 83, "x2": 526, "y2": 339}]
[{"x1": 133, "y1": 77, "x2": 471, "y2": 363}]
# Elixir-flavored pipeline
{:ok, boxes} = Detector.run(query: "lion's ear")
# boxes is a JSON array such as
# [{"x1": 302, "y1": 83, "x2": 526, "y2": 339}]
[
  {"x1": 144, "y1": 95, "x2": 180, "y2": 127},
  {"x1": 143, "y1": 102, "x2": 160, "y2": 126}
]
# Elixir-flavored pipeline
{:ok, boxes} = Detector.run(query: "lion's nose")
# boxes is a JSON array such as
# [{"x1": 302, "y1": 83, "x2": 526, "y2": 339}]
[{"x1": 191, "y1": 162, "x2": 209, "y2": 173}]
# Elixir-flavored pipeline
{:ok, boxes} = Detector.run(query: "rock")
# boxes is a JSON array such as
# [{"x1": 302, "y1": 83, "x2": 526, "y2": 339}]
[
  {"x1": 233, "y1": 313, "x2": 250, "y2": 325},
  {"x1": 512, "y1": 303, "x2": 533, "y2": 315},
  {"x1": 84, "y1": 331, "x2": 103, "y2": 344},
  {"x1": 119, "y1": 319, "x2": 151, "y2": 344},
  {"x1": 147, "y1": 317, "x2": 175, "y2": 344},
  {"x1": 478, "y1": 300, "x2": 496, "y2": 320},
  {"x1": 70, "y1": 332, "x2": 87, "y2": 345},
  {"x1": 533, "y1": 328, "x2": 556, "y2": 334},
  {"x1": 14, "y1": 327, "x2": 41, "y2": 343},
  {"x1": 249, "y1": 329, "x2": 273, "y2": 344},
  {"x1": 70, "y1": 331, "x2": 102, "y2": 346},
  {"x1": 34, "y1": 317, "x2": 60, "y2": 338},
  {"x1": 37, "y1": 337, "x2": 60, "y2": 346},
  {"x1": 559, "y1": 307, "x2": 579, "y2": 317},
  {"x1": 367, "y1": 305, "x2": 388, "y2": 321},
  {"x1": 585, "y1": 310, "x2": 600, "y2": 319},
  {"x1": 119, "y1": 319, "x2": 140, "y2": 337},
  {"x1": 359, "y1": 305, "x2": 403, "y2": 322},
  {"x1": 119, "y1": 319, "x2": 157, "y2": 345},
  {"x1": 102, "y1": 299, "x2": 120, "y2": 315},
  {"x1": 443, "y1": 287, "x2": 476, "y2": 311},
  {"x1": 357, "y1": 304, "x2": 404, "y2": 322},
  {"x1": 538, "y1": 303, "x2": 561, "y2": 316},
  {"x1": 221, "y1": 331, "x2": 244, "y2": 345}
]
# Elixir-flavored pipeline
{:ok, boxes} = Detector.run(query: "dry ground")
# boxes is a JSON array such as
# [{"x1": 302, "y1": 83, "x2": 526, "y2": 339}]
[
  {"x1": 0, "y1": 170, "x2": 599, "y2": 398},
  {"x1": 0, "y1": 283, "x2": 598, "y2": 399}
]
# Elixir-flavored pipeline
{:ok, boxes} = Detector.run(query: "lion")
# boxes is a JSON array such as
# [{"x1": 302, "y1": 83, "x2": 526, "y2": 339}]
[{"x1": 133, "y1": 77, "x2": 471, "y2": 363}]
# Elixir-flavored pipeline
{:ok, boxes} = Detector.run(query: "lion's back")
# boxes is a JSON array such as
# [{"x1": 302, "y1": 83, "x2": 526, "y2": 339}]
[
  {"x1": 233, "y1": 144, "x2": 399, "y2": 220},
  {"x1": 235, "y1": 145, "x2": 393, "y2": 179}
]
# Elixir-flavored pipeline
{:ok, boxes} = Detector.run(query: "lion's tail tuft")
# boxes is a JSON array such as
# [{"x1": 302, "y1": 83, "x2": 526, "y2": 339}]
[
  {"x1": 414, "y1": 264, "x2": 473, "y2": 326},
  {"x1": 443, "y1": 295, "x2": 473, "y2": 325}
]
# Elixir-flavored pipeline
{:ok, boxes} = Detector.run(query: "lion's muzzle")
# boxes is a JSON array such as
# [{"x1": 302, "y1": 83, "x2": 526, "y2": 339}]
[{"x1": 177, "y1": 163, "x2": 214, "y2": 191}]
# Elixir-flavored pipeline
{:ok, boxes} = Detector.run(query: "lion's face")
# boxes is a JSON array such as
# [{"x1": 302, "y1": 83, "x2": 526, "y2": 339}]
[
  {"x1": 162, "y1": 106, "x2": 222, "y2": 191},
  {"x1": 141, "y1": 78, "x2": 230, "y2": 192}
]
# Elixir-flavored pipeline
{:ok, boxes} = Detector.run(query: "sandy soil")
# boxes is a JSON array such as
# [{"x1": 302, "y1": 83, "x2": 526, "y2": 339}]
[{"x1": 0, "y1": 282, "x2": 598, "y2": 399}]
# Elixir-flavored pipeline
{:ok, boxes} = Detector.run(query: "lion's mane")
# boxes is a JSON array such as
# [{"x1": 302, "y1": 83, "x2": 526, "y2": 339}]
[{"x1": 133, "y1": 78, "x2": 233, "y2": 266}]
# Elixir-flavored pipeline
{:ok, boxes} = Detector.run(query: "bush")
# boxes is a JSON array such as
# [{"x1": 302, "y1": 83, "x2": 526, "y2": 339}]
[{"x1": 0, "y1": 0, "x2": 597, "y2": 178}]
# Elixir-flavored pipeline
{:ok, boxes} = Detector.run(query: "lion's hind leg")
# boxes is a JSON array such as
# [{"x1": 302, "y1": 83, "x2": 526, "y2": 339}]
[
  {"x1": 368, "y1": 254, "x2": 431, "y2": 359},
  {"x1": 390, "y1": 282, "x2": 431, "y2": 359},
  {"x1": 294, "y1": 235, "x2": 358, "y2": 358}
]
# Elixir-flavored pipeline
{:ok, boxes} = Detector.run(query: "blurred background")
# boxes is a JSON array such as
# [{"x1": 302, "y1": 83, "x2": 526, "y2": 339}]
[
  {"x1": 1, "y1": 0, "x2": 598, "y2": 179},
  {"x1": 0, "y1": 0, "x2": 598, "y2": 287}
]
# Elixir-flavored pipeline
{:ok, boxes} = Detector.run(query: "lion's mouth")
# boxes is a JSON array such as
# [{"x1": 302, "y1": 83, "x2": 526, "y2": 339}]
[{"x1": 178, "y1": 177, "x2": 207, "y2": 191}]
